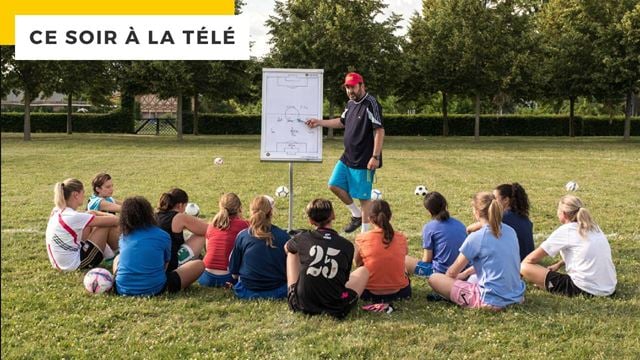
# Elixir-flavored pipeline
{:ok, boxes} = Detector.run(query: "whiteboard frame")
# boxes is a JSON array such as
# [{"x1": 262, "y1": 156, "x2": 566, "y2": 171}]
[{"x1": 260, "y1": 68, "x2": 324, "y2": 163}]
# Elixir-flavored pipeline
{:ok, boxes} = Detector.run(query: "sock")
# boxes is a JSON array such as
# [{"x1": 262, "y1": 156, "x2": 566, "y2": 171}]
[
  {"x1": 103, "y1": 245, "x2": 115, "y2": 259},
  {"x1": 361, "y1": 223, "x2": 371, "y2": 233},
  {"x1": 346, "y1": 203, "x2": 361, "y2": 217}
]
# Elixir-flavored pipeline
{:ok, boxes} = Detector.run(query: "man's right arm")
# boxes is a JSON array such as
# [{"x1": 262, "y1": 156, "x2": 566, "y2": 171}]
[{"x1": 305, "y1": 117, "x2": 344, "y2": 129}]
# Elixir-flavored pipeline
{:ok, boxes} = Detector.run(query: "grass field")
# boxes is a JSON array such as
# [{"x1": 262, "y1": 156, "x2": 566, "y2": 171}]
[{"x1": 2, "y1": 133, "x2": 639, "y2": 359}]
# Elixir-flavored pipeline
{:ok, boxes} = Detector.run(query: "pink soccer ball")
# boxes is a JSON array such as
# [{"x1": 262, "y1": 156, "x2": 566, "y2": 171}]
[{"x1": 83, "y1": 268, "x2": 114, "y2": 294}]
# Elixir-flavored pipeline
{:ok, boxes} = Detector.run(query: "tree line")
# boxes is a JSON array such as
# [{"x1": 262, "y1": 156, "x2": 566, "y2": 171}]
[{"x1": 1, "y1": 0, "x2": 638, "y2": 141}]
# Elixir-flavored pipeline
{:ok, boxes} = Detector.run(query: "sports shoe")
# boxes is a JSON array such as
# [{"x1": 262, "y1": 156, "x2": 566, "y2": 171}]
[
  {"x1": 343, "y1": 216, "x2": 362, "y2": 233},
  {"x1": 177, "y1": 244, "x2": 195, "y2": 266}
]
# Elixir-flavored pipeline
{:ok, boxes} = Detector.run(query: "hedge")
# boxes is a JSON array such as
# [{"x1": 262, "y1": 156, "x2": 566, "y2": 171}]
[
  {"x1": 2, "y1": 112, "x2": 638, "y2": 136},
  {"x1": 0, "y1": 112, "x2": 134, "y2": 133}
]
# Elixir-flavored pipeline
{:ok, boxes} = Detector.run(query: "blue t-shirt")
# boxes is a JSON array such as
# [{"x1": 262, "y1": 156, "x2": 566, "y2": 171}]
[
  {"x1": 502, "y1": 210, "x2": 534, "y2": 260},
  {"x1": 87, "y1": 194, "x2": 115, "y2": 211},
  {"x1": 115, "y1": 226, "x2": 171, "y2": 296},
  {"x1": 422, "y1": 217, "x2": 467, "y2": 274},
  {"x1": 459, "y1": 224, "x2": 525, "y2": 308},
  {"x1": 228, "y1": 225, "x2": 289, "y2": 291}
]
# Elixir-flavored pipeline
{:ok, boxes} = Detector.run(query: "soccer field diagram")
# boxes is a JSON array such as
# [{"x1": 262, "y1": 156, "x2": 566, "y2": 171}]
[{"x1": 261, "y1": 69, "x2": 324, "y2": 162}]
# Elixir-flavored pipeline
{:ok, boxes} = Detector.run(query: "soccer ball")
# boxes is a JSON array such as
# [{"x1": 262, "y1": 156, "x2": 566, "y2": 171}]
[
  {"x1": 214, "y1": 157, "x2": 224, "y2": 165},
  {"x1": 275, "y1": 185, "x2": 289, "y2": 198},
  {"x1": 415, "y1": 185, "x2": 429, "y2": 196},
  {"x1": 83, "y1": 268, "x2": 113, "y2": 294},
  {"x1": 565, "y1": 181, "x2": 579, "y2": 192},
  {"x1": 185, "y1": 202, "x2": 200, "y2": 216},
  {"x1": 371, "y1": 189, "x2": 383, "y2": 200}
]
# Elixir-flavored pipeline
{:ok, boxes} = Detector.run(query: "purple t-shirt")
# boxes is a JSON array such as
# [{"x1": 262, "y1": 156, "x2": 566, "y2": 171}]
[{"x1": 422, "y1": 217, "x2": 467, "y2": 274}]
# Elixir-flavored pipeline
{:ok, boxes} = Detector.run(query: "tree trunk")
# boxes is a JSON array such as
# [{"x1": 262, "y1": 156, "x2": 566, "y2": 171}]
[
  {"x1": 442, "y1": 91, "x2": 449, "y2": 137},
  {"x1": 67, "y1": 94, "x2": 73, "y2": 135},
  {"x1": 193, "y1": 95, "x2": 199, "y2": 136},
  {"x1": 24, "y1": 89, "x2": 31, "y2": 141},
  {"x1": 624, "y1": 90, "x2": 632, "y2": 141},
  {"x1": 176, "y1": 93, "x2": 183, "y2": 141},
  {"x1": 328, "y1": 101, "x2": 334, "y2": 139},
  {"x1": 474, "y1": 93, "x2": 480, "y2": 141},
  {"x1": 569, "y1": 96, "x2": 575, "y2": 137}
]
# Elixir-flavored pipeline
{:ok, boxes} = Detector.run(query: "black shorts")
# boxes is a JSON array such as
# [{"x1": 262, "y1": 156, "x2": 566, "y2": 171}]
[
  {"x1": 162, "y1": 270, "x2": 182, "y2": 294},
  {"x1": 545, "y1": 271, "x2": 592, "y2": 297},
  {"x1": 79, "y1": 240, "x2": 104, "y2": 269},
  {"x1": 287, "y1": 284, "x2": 359, "y2": 320},
  {"x1": 361, "y1": 282, "x2": 412, "y2": 303}
]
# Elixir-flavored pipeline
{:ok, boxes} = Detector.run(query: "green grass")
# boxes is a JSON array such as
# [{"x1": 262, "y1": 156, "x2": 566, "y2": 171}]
[{"x1": 2, "y1": 133, "x2": 640, "y2": 359}]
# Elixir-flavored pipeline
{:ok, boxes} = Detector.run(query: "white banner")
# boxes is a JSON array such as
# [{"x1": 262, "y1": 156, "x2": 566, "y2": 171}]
[{"x1": 15, "y1": 15, "x2": 249, "y2": 60}]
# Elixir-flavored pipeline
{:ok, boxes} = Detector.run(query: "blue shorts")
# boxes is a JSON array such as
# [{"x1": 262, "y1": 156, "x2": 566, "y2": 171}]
[
  {"x1": 328, "y1": 160, "x2": 374, "y2": 200},
  {"x1": 233, "y1": 280, "x2": 288, "y2": 300},
  {"x1": 198, "y1": 271, "x2": 234, "y2": 287}
]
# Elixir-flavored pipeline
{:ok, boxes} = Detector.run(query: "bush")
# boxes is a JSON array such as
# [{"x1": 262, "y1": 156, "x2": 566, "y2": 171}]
[
  {"x1": 2, "y1": 112, "x2": 638, "y2": 136},
  {"x1": 0, "y1": 112, "x2": 134, "y2": 133}
]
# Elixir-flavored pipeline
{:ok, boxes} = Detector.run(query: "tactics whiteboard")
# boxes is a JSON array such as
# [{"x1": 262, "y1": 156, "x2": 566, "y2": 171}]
[{"x1": 261, "y1": 68, "x2": 323, "y2": 162}]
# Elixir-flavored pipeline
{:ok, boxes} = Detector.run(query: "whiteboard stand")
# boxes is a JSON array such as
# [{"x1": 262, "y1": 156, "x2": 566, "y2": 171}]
[{"x1": 260, "y1": 68, "x2": 324, "y2": 233}]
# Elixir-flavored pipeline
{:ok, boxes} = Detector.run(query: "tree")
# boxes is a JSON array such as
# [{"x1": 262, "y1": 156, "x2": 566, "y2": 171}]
[
  {"x1": 2, "y1": 47, "x2": 59, "y2": 141},
  {"x1": 56, "y1": 61, "x2": 116, "y2": 134},
  {"x1": 267, "y1": 0, "x2": 404, "y2": 124}
]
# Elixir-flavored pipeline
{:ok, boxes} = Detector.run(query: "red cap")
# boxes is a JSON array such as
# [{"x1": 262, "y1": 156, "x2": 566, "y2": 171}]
[{"x1": 344, "y1": 72, "x2": 364, "y2": 86}]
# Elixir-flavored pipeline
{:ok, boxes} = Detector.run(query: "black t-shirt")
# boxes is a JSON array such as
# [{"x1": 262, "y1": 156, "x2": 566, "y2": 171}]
[
  {"x1": 339, "y1": 93, "x2": 384, "y2": 169},
  {"x1": 286, "y1": 228, "x2": 355, "y2": 315},
  {"x1": 155, "y1": 210, "x2": 183, "y2": 272}
]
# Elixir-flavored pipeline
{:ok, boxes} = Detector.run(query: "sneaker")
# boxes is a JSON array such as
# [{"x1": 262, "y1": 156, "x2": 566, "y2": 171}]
[{"x1": 343, "y1": 216, "x2": 362, "y2": 233}]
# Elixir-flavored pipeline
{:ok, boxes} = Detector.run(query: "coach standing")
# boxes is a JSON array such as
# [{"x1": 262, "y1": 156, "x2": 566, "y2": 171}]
[{"x1": 305, "y1": 72, "x2": 385, "y2": 233}]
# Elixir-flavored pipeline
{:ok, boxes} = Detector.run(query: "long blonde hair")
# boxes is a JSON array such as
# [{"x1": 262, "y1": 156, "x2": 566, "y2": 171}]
[
  {"x1": 211, "y1": 193, "x2": 242, "y2": 230},
  {"x1": 53, "y1": 178, "x2": 84, "y2": 209},
  {"x1": 249, "y1": 196, "x2": 274, "y2": 247},
  {"x1": 558, "y1": 195, "x2": 599, "y2": 238},
  {"x1": 473, "y1": 192, "x2": 503, "y2": 238}
]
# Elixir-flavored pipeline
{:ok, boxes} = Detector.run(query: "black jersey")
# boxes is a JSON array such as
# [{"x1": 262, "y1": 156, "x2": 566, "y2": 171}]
[
  {"x1": 339, "y1": 93, "x2": 384, "y2": 169},
  {"x1": 155, "y1": 210, "x2": 183, "y2": 272},
  {"x1": 287, "y1": 228, "x2": 355, "y2": 316}
]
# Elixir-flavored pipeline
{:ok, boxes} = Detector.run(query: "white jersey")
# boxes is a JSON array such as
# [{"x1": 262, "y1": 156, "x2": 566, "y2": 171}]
[
  {"x1": 45, "y1": 207, "x2": 95, "y2": 271},
  {"x1": 540, "y1": 222, "x2": 617, "y2": 296}
]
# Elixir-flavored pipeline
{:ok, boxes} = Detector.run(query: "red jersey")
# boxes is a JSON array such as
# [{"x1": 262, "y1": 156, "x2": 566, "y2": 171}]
[{"x1": 203, "y1": 217, "x2": 249, "y2": 270}]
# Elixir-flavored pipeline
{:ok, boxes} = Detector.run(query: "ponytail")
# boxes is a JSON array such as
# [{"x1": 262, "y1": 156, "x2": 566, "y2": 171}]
[
  {"x1": 369, "y1": 200, "x2": 395, "y2": 247},
  {"x1": 423, "y1": 191, "x2": 450, "y2": 221},
  {"x1": 212, "y1": 193, "x2": 242, "y2": 230},
  {"x1": 558, "y1": 195, "x2": 599, "y2": 238},
  {"x1": 53, "y1": 178, "x2": 84, "y2": 209},
  {"x1": 495, "y1": 182, "x2": 530, "y2": 218},
  {"x1": 473, "y1": 192, "x2": 503, "y2": 238},
  {"x1": 158, "y1": 188, "x2": 188, "y2": 212},
  {"x1": 249, "y1": 196, "x2": 274, "y2": 247}
]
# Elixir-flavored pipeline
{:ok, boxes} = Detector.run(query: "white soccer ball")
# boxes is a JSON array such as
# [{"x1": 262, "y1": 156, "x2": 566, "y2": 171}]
[
  {"x1": 415, "y1": 185, "x2": 429, "y2": 196},
  {"x1": 275, "y1": 185, "x2": 289, "y2": 198},
  {"x1": 185, "y1": 202, "x2": 200, "y2": 216},
  {"x1": 214, "y1": 157, "x2": 224, "y2": 165},
  {"x1": 371, "y1": 188, "x2": 383, "y2": 200},
  {"x1": 83, "y1": 268, "x2": 113, "y2": 294},
  {"x1": 565, "y1": 181, "x2": 579, "y2": 192}
]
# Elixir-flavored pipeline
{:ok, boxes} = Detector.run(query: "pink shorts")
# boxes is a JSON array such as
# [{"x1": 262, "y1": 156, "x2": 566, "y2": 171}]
[{"x1": 450, "y1": 280, "x2": 501, "y2": 310}]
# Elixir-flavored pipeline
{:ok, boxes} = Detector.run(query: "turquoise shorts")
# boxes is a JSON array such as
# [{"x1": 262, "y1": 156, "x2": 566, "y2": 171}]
[{"x1": 328, "y1": 160, "x2": 374, "y2": 200}]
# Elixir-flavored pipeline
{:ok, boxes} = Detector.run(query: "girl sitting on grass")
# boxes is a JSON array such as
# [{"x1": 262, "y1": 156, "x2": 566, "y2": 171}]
[
  {"x1": 113, "y1": 196, "x2": 204, "y2": 296},
  {"x1": 46, "y1": 178, "x2": 120, "y2": 272},
  {"x1": 405, "y1": 191, "x2": 467, "y2": 278},
  {"x1": 87, "y1": 173, "x2": 122, "y2": 214},
  {"x1": 228, "y1": 195, "x2": 289, "y2": 300},
  {"x1": 429, "y1": 192, "x2": 525, "y2": 310},
  {"x1": 520, "y1": 195, "x2": 616, "y2": 297},
  {"x1": 355, "y1": 200, "x2": 411, "y2": 303},
  {"x1": 199, "y1": 193, "x2": 249, "y2": 287},
  {"x1": 155, "y1": 188, "x2": 207, "y2": 272}
]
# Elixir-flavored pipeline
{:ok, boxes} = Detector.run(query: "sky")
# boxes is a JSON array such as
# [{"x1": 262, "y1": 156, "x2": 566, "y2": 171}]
[{"x1": 243, "y1": 0, "x2": 423, "y2": 59}]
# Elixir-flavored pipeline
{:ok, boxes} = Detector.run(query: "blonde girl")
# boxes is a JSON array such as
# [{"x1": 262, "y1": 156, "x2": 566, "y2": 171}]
[
  {"x1": 228, "y1": 195, "x2": 289, "y2": 299},
  {"x1": 429, "y1": 192, "x2": 525, "y2": 310},
  {"x1": 199, "y1": 193, "x2": 249, "y2": 287},
  {"x1": 521, "y1": 195, "x2": 616, "y2": 297},
  {"x1": 45, "y1": 178, "x2": 119, "y2": 271}
]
